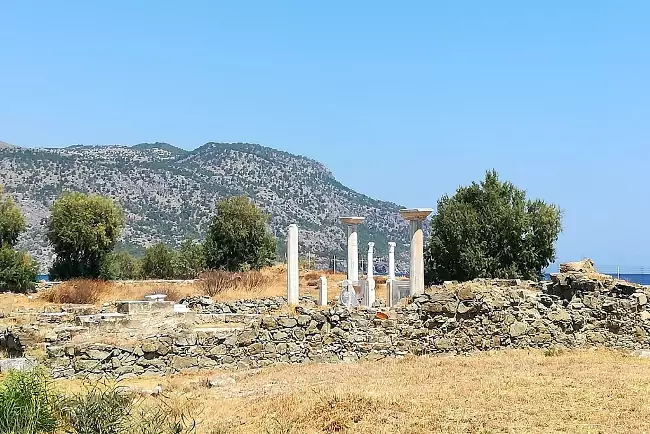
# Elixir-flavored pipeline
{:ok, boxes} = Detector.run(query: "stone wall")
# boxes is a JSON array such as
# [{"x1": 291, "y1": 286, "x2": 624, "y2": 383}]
[{"x1": 45, "y1": 273, "x2": 650, "y2": 378}]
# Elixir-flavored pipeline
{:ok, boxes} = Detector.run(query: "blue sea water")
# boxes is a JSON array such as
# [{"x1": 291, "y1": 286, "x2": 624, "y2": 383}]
[{"x1": 37, "y1": 274, "x2": 49, "y2": 282}]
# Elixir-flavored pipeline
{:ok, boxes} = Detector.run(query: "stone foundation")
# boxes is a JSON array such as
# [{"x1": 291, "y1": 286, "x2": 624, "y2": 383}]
[{"x1": 42, "y1": 274, "x2": 650, "y2": 378}]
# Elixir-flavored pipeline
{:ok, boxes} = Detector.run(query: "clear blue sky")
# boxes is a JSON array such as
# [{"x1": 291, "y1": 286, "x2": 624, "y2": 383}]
[{"x1": 2, "y1": 1, "x2": 649, "y2": 268}]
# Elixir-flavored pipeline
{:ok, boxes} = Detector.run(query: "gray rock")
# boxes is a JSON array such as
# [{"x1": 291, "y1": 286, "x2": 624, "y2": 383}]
[
  {"x1": 509, "y1": 322, "x2": 528, "y2": 337},
  {"x1": 0, "y1": 358, "x2": 36, "y2": 373},
  {"x1": 209, "y1": 375, "x2": 236, "y2": 388}
]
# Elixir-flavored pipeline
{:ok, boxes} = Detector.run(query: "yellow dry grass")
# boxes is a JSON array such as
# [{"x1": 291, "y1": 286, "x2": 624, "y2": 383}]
[
  {"x1": 54, "y1": 349, "x2": 650, "y2": 433},
  {"x1": 2, "y1": 266, "x2": 374, "y2": 314}
]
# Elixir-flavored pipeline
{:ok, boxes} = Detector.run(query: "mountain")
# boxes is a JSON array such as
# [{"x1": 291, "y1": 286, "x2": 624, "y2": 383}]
[
  {"x1": 0, "y1": 140, "x2": 15, "y2": 149},
  {"x1": 0, "y1": 142, "x2": 410, "y2": 271}
]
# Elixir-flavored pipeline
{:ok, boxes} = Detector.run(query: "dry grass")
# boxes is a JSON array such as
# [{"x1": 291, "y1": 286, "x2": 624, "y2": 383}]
[
  {"x1": 199, "y1": 270, "x2": 271, "y2": 297},
  {"x1": 102, "y1": 280, "x2": 196, "y2": 302},
  {"x1": 1, "y1": 266, "x2": 372, "y2": 315},
  {"x1": 40, "y1": 279, "x2": 111, "y2": 304},
  {"x1": 53, "y1": 349, "x2": 650, "y2": 433}
]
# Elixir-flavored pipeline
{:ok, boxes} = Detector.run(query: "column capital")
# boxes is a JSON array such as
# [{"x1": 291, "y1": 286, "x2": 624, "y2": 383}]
[
  {"x1": 367, "y1": 242, "x2": 375, "y2": 251},
  {"x1": 399, "y1": 208, "x2": 433, "y2": 221},
  {"x1": 340, "y1": 216, "x2": 365, "y2": 225}
]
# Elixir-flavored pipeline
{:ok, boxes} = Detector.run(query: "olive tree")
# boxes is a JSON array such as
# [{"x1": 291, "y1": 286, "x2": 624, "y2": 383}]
[
  {"x1": 47, "y1": 192, "x2": 125, "y2": 279},
  {"x1": 0, "y1": 186, "x2": 38, "y2": 292},
  {"x1": 0, "y1": 186, "x2": 26, "y2": 249},
  {"x1": 424, "y1": 170, "x2": 562, "y2": 284},
  {"x1": 204, "y1": 196, "x2": 276, "y2": 271}
]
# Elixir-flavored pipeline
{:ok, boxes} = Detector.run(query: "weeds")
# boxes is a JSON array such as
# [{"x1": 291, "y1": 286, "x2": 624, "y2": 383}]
[
  {"x1": 0, "y1": 370, "x2": 198, "y2": 434},
  {"x1": 40, "y1": 279, "x2": 110, "y2": 304},
  {"x1": 0, "y1": 369, "x2": 61, "y2": 434},
  {"x1": 199, "y1": 270, "x2": 270, "y2": 296},
  {"x1": 62, "y1": 380, "x2": 133, "y2": 434}
]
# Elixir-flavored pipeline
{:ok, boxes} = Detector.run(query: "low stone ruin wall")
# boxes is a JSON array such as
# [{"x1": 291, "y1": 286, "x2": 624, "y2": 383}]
[{"x1": 44, "y1": 273, "x2": 650, "y2": 378}]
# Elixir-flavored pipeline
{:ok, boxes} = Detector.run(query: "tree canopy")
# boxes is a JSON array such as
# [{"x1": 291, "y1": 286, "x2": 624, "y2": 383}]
[
  {"x1": 204, "y1": 196, "x2": 277, "y2": 271},
  {"x1": 141, "y1": 243, "x2": 175, "y2": 279},
  {"x1": 47, "y1": 192, "x2": 125, "y2": 279},
  {"x1": 0, "y1": 186, "x2": 27, "y2": 249},
  {"x1": 424, "y1": 170, "x2": 562, "y2": 284}
]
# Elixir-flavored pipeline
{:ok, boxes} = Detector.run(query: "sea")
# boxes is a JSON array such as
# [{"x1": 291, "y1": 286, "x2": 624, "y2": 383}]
[{"x1": 544, "y1": 273, "x2": 650, "y2": 286}]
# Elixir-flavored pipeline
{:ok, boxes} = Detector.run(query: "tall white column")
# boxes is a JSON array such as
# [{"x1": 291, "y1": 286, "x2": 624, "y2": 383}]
[
  {"x1": 318, "y1": 276, "x2": 328, "y2": 306},
  {"x1": 367, "y1": 242, "x2": 375, "y2": 279},
  {"x1": 399, "y1": 209, "x2": 433, "y2": 296},
  {"x1": 287, "y1": 224, "x2": 299, "y2": 304},
  {"x1": 388, "y1": 242, "x2": 396, "y2": 280},
  {"x1": 340, "y1": 217, "x2": 365, "y2": 282}
]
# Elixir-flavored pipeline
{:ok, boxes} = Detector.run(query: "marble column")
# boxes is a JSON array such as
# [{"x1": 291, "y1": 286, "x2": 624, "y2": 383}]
[
  {"x1": 318, "y1": 276, "x2": 328, "y2": 306},
  {"x1": 367, "y1": 242, "x2": 375, "y2": 279},
  {"x1": 364, "y1": 242, "x2": 376, "y2": 307},
  {"x1": 340, "y1": 217, "x2": 365, "y2": 282},
  {"x1": 388, "y1": 242, "x2": 396, "y2": 280},
  {"x1": 286, "y1": 224, "x2": 299, "y2": 304},
  {"x1": 399, "y1": 209, "x2": 433, "y2": 296}
]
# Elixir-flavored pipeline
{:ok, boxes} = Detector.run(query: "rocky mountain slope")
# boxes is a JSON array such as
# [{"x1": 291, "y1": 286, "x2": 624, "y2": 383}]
[{"x1": 0, "y1": 142, "x2": 409, "y2": 271}]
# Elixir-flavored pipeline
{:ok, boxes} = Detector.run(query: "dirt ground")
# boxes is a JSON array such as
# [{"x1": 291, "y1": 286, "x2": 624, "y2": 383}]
[{"x1": 53, "y1": 349, "x2": 650, "y2": 434}]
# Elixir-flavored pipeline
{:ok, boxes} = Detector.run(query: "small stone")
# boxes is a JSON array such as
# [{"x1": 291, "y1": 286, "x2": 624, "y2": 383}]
[
  {"x1": 141, "y1": 341, "x2": 158, "y2": 353},
  {"x1": 261, "y1": 317, "x2": 278, "y2": 330},
  {"x1": 509, "y1": 322, "x2": 528, "y2": 337},
  {"x1": 457, "y1": 287, "x2": 475, "y2": 301},
  {"x1": 641, "y1": 311, "x2": 650, "y2": 321},
  {"x1": 434, "y1": 338, "x2": 453, "y2": 350},
  {"x1": 236, "y1": 330, "x2": 257, "y2": 346},
  {"x1": 170, "y1": 356, "x2": 196, "y2": 371},
  {"x1": 297, "y1": 315, "x2": 311, "y2": 326},
  {"x1": 278, "y1": 317, "x2": 298, "y2": 328},
  {"x1": 248, "y1": 343, "x2": 263, "y2": 355},
  {"x1": 209, "y1": 375, "x2": 236, "y2": 388}
]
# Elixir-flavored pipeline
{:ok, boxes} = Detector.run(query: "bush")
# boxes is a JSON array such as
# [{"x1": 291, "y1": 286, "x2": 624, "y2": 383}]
[
  {"x1": 203, "y1": 196, "x2": 276, "y2": 272},
  {"x1": 141, "y1": 243, "x2": 175, "y2": 279},
  {"x1": 0, "y1": 186, "x2": 27, "y2": 249},
  {"x1": 199, "y1": 270, "x2": 270, "y2": 296},
  {"x1": 62, "y1": 382, "x2": 133, "y2": 434},
  {"x1": 172, "y1": 240, "x2": 205, "y2": 280},
  {"x1": 425, "y1": 170, "x2": 562, "y2": 284},
  {"x1": 0, "y1": 247, "x2": 38, "y2": 293},
  {"x1": 0, "y1": 369, "x2": 61, "y2": 434},
  {"x1": 100, "y1": 251, "x2": 143, "y2": 281},
  {"x1": 40, "y1": 279, "x2": 110, "y2": 304}
]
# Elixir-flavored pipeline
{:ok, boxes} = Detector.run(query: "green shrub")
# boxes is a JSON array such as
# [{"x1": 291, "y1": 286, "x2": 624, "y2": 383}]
[
  {"x1": 62, "y1": 381, "x2": 133, "y2": 434},
  {"x1": 0, "y1": 247, "x2": 39, "y2": 293},
  {"x1": 99, "y1": 251, "x2": 143, "y2": 280},
  {"x1": 0, "y1": 369, "x2": 61, "y2": 433},
  {"x1": 141, "y1": 243, "x2": 175, "y2": 279}
]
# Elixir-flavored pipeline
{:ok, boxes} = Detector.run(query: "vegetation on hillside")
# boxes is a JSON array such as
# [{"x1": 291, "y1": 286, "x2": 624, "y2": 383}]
[
  {"x1": 424, "y1": 170, "x2": 562, "y2": 283},
  {"x1": 0, "y1": 142, "x2": 408, "y2": 270}
]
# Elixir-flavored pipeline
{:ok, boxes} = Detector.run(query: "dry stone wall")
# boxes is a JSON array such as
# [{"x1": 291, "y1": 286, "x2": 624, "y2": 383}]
[{"x1": 43, "y1": 272, "x2": 650, "y2": 378}]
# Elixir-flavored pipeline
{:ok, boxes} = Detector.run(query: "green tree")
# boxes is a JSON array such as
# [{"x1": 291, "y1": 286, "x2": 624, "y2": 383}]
[
  {"x1": 47, "y1": 192, "x2": 125, "y2": 280},
  {"x1": 141, "y1": 243, "x2": 175, "y2": 279},
  {"x1": 424, "y1": 170, "x2": 562, "y2": 284},
  {"x1": 0, "y1": 186, "x2": 27, "y2": 249},
  {"x1": 204, "y1": 196, "x2": 277, "y2": 271},
  {"x1": 172, "y1": 239, "x2": 205, "y2": 279},
  {"x1": 99, "y1": 251, "x2": 143, "y2": 280},
  {"x1": 0, "y1": 247, "x2": 39, "y2": 293}
]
